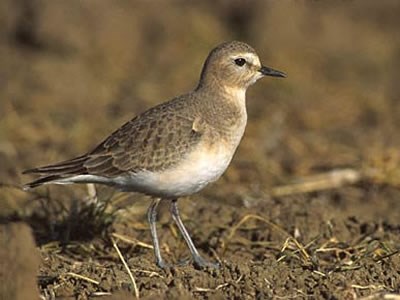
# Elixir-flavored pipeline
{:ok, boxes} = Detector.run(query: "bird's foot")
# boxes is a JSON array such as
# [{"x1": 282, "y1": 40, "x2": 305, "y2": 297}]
[
  {"x1": 156, "y1": 256, "x2": 219, "y2": 270},
  {"x1": 156, "y1": 258, "x2": 191, "y2": 269},
  {"x1": 193, "y1": 255, "x2": 220, "y2": 269},
  {"x1": 156, "y1": 259, "x2": 173, "y2": 270}
]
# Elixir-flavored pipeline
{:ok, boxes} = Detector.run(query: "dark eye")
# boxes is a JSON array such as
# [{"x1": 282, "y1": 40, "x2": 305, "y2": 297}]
[{"x1": 234, "y1": 58, "x2": 246, "y2": 67}]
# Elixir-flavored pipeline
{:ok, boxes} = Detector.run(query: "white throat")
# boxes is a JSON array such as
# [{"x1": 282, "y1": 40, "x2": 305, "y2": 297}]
[{"x1": 224, "y1": 86, "x2": 247, "y2": 107}]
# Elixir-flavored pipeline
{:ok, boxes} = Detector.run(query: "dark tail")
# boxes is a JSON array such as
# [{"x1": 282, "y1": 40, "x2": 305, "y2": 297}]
[
  {"x1": 23, "y1": 155, "x2": 89, "y2": 190},
  {"x1": 23, "y1": 175, "x2": 65, "y2": 190}
]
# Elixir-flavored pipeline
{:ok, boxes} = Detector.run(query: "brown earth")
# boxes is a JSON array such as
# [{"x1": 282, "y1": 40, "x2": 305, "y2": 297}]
[
  {"x1": 0, "y1": 222, "x2": 40, "y2": 300},
  {"x1": 1, "y1": 1, "x2": 400, "y2": 299}
]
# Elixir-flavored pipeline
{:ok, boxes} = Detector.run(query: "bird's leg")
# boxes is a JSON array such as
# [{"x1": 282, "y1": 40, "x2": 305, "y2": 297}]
[
  {"x1": 170, "y1": 199, "x2": 219, "y2": 269},
  {"x1": 147, "y1": 198, "x2": 167, "y2": 269}
]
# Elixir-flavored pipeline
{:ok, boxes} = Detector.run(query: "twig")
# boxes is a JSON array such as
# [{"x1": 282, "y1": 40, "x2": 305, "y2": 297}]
[
  {"x1": 193, "y1": 287, "x2": 214, "y2": 293},
  {"x1": 91, "y1": 292, "x2": 112, "y2": 296},
  {"x1": 65, "y1": 272, "x2": 99, "y2": 285},
  {"x1": 130, "y1": 268, "x2": 164, "y2": 278},
  {"x1": 358, "y1": 293, "x2": 400, "y2": 300},
  {"x1": 112, "y1": 238, "x2": 139, "y2": 299},
  {"x1": 351, "y1": 284, "x2": 385, "y2": 290},
  {"x1": 85, "y1": 183, "x2": 98, "y2": 204},
  {"x1": 270, "y1": 168, "x2": 361, "y2": 197},
  {"x1": 112, "y1": 232, "x2": 153, "y2": 249},
  {"x1": 193, "y1": 282, "x2": 232, "y2": 293}
]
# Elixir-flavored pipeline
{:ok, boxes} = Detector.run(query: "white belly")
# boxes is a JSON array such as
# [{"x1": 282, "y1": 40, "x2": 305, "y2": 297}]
[{"x1": 117, "y1": 142, "x2": 236, "y2": 198}]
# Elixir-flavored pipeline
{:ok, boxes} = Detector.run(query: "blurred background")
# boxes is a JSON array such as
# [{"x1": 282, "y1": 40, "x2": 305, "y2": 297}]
[{"x1": 1, "y1": 0, "x2": 400, "y2": 208}]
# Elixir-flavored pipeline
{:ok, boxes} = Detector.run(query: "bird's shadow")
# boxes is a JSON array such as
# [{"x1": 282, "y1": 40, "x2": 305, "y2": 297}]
[{"x1": 2, "y1": 187, "x2": 117, "y2": 247}]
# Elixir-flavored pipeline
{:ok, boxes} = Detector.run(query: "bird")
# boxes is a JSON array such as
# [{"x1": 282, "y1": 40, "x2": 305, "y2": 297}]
[{"x1": 23, "y1": 41, "x2": 286, "y2": 269}]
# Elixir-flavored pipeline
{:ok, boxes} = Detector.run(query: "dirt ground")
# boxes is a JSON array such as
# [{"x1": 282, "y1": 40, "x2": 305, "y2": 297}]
[{"x1": 1, "y1": 1, "x2": 400, "y2": 299}]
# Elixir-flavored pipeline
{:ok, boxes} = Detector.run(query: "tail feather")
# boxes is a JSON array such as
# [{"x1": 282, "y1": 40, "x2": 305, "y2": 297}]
[
  {"x1": 23, "y1": 155, "x2": 88, "y2": 175},
  {"x1": 23, "y1": 155, "x2": 89, "y2": 189},
  {"x1": 23, "y1": 175, "x2": 64, "y2": 190}
]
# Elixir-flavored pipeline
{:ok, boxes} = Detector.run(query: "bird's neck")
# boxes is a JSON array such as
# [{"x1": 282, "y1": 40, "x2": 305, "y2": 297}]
[
  {"x1": 194, "y1": 82, "x2": 248, "y2": 136},
  {"x1": 222, "y1": 85, "x2": 246, "y2": 107},
  {"x1": 196, "y1": 77, "x2": 247, "y2": 109}
]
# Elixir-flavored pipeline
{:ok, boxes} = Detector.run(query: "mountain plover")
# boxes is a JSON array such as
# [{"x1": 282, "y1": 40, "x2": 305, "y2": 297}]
[{"x1": 23, "y1": 41, "x2": 286, "y2": 269}]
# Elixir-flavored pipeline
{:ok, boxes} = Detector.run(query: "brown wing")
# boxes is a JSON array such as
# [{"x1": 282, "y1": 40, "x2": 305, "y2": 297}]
[{"x1": 84, "y1": 98, "x2": 202, "y2": 176}]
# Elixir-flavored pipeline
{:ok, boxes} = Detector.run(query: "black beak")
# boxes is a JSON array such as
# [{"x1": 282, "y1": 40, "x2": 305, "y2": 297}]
[{"x1": 259, "y1": 66, "x2": 287, "y2": 78}]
